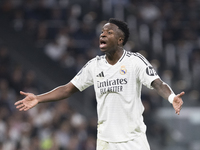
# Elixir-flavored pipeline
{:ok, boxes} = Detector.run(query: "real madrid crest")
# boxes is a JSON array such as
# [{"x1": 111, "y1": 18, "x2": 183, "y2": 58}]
[{"x1": 120, "y1": 65, "x2": 127, "y2": 75}]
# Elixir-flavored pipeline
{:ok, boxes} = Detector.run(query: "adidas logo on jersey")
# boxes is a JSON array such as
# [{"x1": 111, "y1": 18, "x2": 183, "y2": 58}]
[{"x1": 96, "y1": 71, "x2": 104, "y2": 77}]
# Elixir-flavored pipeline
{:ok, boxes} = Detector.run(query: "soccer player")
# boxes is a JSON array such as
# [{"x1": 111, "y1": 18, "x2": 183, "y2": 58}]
[{"x1": 15, "y1": 18, "x2": 184, "y2": 150}]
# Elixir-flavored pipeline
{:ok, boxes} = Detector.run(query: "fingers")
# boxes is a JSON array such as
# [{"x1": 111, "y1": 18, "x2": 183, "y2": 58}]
[
  {"x1": 15, "y1": 91, "x2": 28, "y2": 105},
  {"x1": 15, "y1": 102, "x2": 26, "y2": 110},
  {"x1": 14, "y1": 100, "x2": 23, "y2": 105},
  {"x1": 173, "y1": 91, "x2": 184, "y2": 115},
  {"x1": 175, "y1": 106, "x2": 182, "y2": 115},
  {"x1": 16, "y1": 102, "x2": 30, "y2": 111},
  {"x1": 16, "y1": 103, "x2": 24, "y2": 109},
  {"x1": 19, "y1": 105, "x2": 29, "y2": 111},
  {"x1": 15, "y1": 91, "x2": 30, "y2": 110},
  {"x1": 175, "y1": 107, "x2": 180, "y2": 115},
  {"x1": 177, "y1": 91, "x2": 185, "y2": 98},
  {"x1": 15, "y1": 99, "x2": 30, "y2": 111},
  {"x1": 20, "y1": 91, "x2": 29, "y2": 96},
  {"x1": 175, "y1": 101, "x2": 183, "y2": 115}
]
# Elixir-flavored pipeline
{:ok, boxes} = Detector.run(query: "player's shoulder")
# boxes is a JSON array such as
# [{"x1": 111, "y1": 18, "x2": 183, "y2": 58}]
[
  {"x1": 84, "y1": 55, "x2": 105, "y2": 67},
  {"x1": 124, "y1": 50, "x2": 144, "y2": 60},
  {"x1": 82, "y1": 57, "x2": 96, "y2": 69},
  {"x1": 95, "y1": 54, "x2": 106, "y2": 61},
  {"x1": 124, "y1": 50, "x2": 134, "y2": 57},
  {"x1": 125, "y1": 51, "x2": 144, "y2": 58},
  {"x1": 125, "y1": 50, "x2": 150, "y2": 65}
]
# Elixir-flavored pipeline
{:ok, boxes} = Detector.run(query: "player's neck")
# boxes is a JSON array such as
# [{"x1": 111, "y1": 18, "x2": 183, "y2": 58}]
[{"x1": 105, "y1": 48, "x2": 124, "y2": 65}]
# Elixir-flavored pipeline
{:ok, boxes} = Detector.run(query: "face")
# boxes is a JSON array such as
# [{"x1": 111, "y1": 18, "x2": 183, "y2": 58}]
[{"x1": 99, "y1": 23, "x2": 124, "y2": 53}]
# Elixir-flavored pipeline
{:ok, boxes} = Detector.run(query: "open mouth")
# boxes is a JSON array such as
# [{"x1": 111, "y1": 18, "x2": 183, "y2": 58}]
[{"x1": 100, "y1": 39, "x2": 107, "y2": 49}]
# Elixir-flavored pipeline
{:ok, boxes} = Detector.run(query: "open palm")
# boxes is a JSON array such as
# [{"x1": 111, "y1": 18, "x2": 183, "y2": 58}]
[
  {"x1": 15, "y1": 91, "x2": 38, "y2": 111},
  {"x1": 173, "y1": 91, "x2": 184, "y2": 115}
]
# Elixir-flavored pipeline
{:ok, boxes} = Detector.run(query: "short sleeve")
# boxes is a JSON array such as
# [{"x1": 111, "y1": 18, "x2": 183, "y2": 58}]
[
  {"x1": 71, "y1": 60, "x2": 94, "y2": 91},
  {"x1": 135, "y1": 53, "x2": 160, "y2": 89}
]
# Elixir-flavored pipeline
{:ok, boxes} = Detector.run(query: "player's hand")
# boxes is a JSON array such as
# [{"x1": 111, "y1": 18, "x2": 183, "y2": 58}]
[
  {"x1": 172, "y1": 91, "x2": 184, "y2": 115},
  {"x1": 15, "y1": 91, "x2": 38, "y2": 111}
]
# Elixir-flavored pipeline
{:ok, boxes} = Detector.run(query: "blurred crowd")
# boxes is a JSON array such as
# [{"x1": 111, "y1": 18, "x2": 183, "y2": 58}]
[
  {"x1": 0, "y1": 0, "x2": 200, "y2": 150},
  {"x1": 0, "y1": 44, "x2": 97, "y2": 150}
]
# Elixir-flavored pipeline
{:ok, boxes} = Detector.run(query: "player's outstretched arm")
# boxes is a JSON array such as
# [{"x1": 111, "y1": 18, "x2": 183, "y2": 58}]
[
  {"x1": 151, "y1": 78, "x2": 184, "y2": 115},
  {"x1": 15, "y1": 82, "x2": 79, "y2": 111}
]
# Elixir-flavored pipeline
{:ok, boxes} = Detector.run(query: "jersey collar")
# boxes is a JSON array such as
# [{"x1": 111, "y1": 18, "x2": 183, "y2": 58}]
[{"x1": 104, "y1": 49, "x2": 126, "y2": 65}]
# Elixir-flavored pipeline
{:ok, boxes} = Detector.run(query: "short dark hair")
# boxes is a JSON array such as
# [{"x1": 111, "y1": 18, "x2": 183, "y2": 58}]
[{"x1": 108, "y1": 18, "x2": 130, "y2": 45}]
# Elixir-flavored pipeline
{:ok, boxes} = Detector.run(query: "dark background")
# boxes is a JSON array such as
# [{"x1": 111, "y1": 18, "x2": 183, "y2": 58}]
[{"x1": 0, "y1": 0, "x2": 199, "y2": 150}]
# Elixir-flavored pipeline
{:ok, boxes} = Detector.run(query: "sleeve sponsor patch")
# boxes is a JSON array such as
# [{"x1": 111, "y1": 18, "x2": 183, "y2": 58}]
[{"x1": 146, "y1": 66, "x2": 157, "y2": 76}]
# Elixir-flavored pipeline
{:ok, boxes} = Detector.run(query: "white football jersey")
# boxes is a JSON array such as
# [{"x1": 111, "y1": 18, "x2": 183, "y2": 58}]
[{"x1": 71, "y1": 50, "x2": 160, "y2": 142}]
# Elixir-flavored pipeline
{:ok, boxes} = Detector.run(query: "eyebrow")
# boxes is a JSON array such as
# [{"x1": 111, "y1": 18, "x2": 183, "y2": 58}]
[{"x1": 102, "y1": 28, "x2": 114, "y2": 32}]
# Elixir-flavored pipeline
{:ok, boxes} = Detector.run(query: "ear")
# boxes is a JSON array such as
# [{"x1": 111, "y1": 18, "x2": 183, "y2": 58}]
[{"x1": 118, "y1": 37, "x2": 124, "y2": 45}]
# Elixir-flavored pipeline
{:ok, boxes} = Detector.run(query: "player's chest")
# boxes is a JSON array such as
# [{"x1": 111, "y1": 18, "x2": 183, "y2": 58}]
[
  {"x1": 93, "y1": 62, "x2": 135, "y2": 95},
  {"x1": 94, "y1": 62, "x2": 130, "y2": 80}
]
